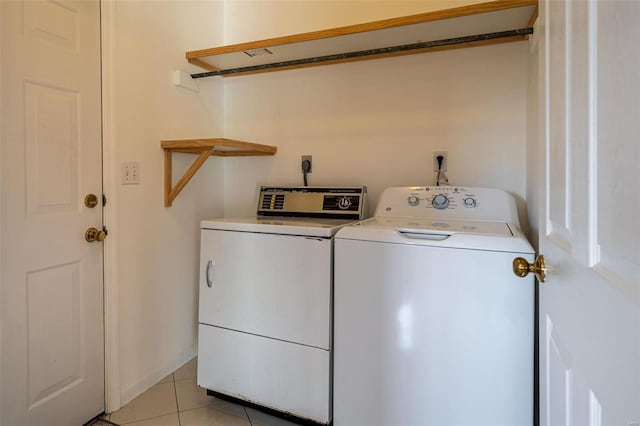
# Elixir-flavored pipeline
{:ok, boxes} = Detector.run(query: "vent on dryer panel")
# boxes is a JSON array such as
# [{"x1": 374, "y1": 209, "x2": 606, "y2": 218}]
[
  {"x1": 261, "y1": 194, "x2": 285, "y2": 210},
  {"x1": 261, "y1": 194, "x2": 273, "y2": 209},
  {"x1": 273, "y1": 194, "x2": 285, "y2": 210}
]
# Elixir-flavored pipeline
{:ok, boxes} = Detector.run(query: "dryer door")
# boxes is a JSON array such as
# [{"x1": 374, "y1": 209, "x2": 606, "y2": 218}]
[{"x1": 199, "y1": 229, "x2": 332, "y2": 349}]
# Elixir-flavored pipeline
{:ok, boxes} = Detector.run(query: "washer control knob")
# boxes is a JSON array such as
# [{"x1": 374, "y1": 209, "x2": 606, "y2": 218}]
[
  {"x1": 407, "y1": 196, "x2": 420, "y2": 206},
  {"x1": 337, "y1": 197, "x2": 352, "y2": 210},
  {"x1": 463, "y1": 197, "x2": 477, "y2": 208},
  {"x1": 432, "y1": 194, "x2": 449, "y2": 209}
]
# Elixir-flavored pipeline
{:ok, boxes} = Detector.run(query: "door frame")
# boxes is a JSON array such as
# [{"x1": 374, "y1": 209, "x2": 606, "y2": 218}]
[
  {"x1": 101, "y1": 0, "x2": 122, "y2": 414},
  {"x1": 0, "y1": 0, "x2": 4, "y2": 417},
  {"x1": 101, "y1": 0, "x2": 121, "y2": 413}
]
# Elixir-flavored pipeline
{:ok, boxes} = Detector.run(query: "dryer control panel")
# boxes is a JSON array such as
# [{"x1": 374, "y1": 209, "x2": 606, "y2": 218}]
[
  {"x1": 257, "y1": 186, "x2": 367, "y2": 220},
  {"x1": 374, "y1": 186, "x2": 520, "y2": 225}
]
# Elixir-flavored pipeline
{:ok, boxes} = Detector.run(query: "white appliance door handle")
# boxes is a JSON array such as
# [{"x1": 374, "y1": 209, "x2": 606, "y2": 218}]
[
  {"x1": 397, "y1": 230, "x2": 451, "y2": 241},
  {"x1": 205, "y1": 260, "x2": 215, "y2": 288}
]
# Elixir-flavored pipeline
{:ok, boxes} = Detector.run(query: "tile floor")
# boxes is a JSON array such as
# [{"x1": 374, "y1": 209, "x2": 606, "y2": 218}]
[{"x1": 104, "y1": 358, "x2": 299, "y2": 426}]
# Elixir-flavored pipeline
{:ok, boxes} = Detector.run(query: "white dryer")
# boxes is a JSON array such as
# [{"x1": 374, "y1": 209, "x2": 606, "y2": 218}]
[
  {"x1": 334, "y1": 186, "x2": 535, "y2": 426},
  {"x1": 198, "y1": 186, "x2": 366, "y2": 425}
]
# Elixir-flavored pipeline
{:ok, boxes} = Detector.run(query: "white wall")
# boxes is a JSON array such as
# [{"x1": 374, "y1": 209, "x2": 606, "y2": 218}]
[
  {"x1": 221, "y1": 1, "x2": 529, "y2": 230},
  {"x1": 223, "y1": 0, "x2": 494, "y2": 44},
  {"x1": 109, "y1": 0, "x2": 225, "y2": 405},
  {"x1": 222, "y1": 2, "x2": 530, "y2": 230}
]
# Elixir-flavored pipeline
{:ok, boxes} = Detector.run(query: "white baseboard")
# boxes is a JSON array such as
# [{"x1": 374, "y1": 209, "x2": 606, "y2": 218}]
[{"x1": 119, "y1": 344, "x2": 197, "y2": 408}]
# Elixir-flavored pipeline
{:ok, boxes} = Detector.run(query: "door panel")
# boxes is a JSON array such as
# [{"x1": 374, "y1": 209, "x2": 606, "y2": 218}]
[
  {"x1": 539, "y1": 0, "x2": 640, "y2": 425},
  {"x1": 1, "y1": 1, "x2": 104, "y2": 424},
  {"x1": 546, "y1": 0, "x2": 570, "y2": 248},
  {"x1": 25, "y1": 82, "x2": 80, "y2": 214},
  {"x1": 593, "y1": 1, "x2": 640, "y2": 291},
  {"x1": 27, "y1": 261, "x2": 83, "y2": 408},
  {"x1": 545, "y1": 317, "x2": 571, "y2": 426},
  {"x1": 24, "y1": 0, "x2": 80, "y2": 51}
]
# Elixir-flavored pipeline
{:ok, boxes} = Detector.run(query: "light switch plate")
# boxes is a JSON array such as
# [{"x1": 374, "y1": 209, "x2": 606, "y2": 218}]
[{"x1": 121, "y1": 162, "x2": 140, "y2": 185}]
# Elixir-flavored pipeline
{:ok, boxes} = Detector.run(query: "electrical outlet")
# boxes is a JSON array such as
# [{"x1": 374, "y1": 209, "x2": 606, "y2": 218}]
[
  {"x1": 121, "y1": 162, "x2": 140, "y2": 185},
  {"x1": 301, "y1": 155, "x2": 312, "y2": 173},
  {"x1": 433, "y1": 151, "x2": 448, "y2": 172}
]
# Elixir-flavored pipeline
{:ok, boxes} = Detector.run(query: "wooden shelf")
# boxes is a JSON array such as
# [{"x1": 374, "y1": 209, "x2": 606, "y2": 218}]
[
  {"x1": 186, "y1": 0, "x2": 537, "y2": 78},
  {"x1": 161, "y1": 138, "x2": 277, "y2": 206}
]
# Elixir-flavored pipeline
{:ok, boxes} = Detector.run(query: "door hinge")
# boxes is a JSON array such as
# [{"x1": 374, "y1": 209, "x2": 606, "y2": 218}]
[{"x1": 102, "y1": 194, "x2": 107, "y2": 206}]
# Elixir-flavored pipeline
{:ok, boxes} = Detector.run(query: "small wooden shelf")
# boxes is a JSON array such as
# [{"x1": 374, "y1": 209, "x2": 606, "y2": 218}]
[
  {"x1": 161, "y1": 138, "x2": 277, "y2": 206},
  {"x1": 186, "y1": 0, "x2": 537, "y2": 78}
]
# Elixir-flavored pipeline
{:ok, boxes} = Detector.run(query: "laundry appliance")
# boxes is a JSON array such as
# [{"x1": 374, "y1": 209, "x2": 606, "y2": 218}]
[
  {"x1": 334, "y1": 186, "x2": 535, "y2": 426},
  {"x1": 198, "y1": 186, "x2": 366, "y2": 425}
]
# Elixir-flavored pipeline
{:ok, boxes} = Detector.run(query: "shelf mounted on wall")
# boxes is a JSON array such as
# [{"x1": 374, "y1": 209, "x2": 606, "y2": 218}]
[
  {"x1": 185, "y1": 0, "x2": 538, "y2": 78},
  {"x1": 161, "y1": 138, "x2": 277, "y2": 207}
]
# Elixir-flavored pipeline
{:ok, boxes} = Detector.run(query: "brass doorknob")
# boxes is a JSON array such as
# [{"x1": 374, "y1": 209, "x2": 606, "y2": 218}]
[
  {"x1": 85, "y1": 227, "x2": 106, "y2": 242},
  {"x1": 513, "y1": 255, "x2": 546, "y2": 283}
]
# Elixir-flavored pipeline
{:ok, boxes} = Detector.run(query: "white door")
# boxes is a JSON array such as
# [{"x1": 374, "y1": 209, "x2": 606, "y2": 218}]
[
  {"x1": 539, "y1": 0, "x2": 640, "y2": 425},
  {"x1": 1, "y1": 1, "x2": 105, "y2": 425}
]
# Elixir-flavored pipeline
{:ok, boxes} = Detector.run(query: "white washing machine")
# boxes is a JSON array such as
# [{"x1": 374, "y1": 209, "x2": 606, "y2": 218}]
[
  {"x1": 198, "y1": 186, "x2": 366, "y2": 425},
  {"x1": 334, "y1": 186, "x2": 535, "y2": 426}
]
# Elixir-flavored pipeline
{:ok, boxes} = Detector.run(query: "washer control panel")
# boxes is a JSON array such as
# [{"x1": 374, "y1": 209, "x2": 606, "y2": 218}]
[
  {"x1": 403, "y1": 187, "x2": 477, "y2": 211},
  {"x1": 382, "y1": 186, "x2": 519, "y2": 224}
]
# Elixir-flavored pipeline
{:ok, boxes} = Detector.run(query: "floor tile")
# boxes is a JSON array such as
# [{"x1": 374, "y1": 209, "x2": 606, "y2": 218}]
[
  {"x1": 173, "y1": 357, "x2": 197, "y2": 381},
  {"x1": 110, "y1": 382, "x2": 177, "y2": 425},
  {"x1": 175, "y1": 376, "x2": 216, "y2": 412},
  {"x1": 245, "y1": 407, "x2": 301, "y2": 426},
  {"x1": 179, "y1": 405, "x2": 251, "y2": 426},
  {"x1": 159, "y1": 374, "x2": 173, "y2": 384},
  {"x1": 124, "y1": 413, "x2": 179, "y2": 426}
]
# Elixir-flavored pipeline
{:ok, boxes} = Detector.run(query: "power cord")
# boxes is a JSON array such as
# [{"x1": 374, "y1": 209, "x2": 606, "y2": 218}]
[
  {"x1": 301, "y1": 159, "x2": 311, "y2": 186},
  {"x1": 436, "y1": 155, "x2": 444, "y2": 186}
]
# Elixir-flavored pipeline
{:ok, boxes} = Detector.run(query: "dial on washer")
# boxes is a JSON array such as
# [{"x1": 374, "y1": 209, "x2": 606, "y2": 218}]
[
  {"x1": 432, "y1": 194, "x2": 449, "y2": 209},
  {"x1": 463, "y1": 197, "x2": 477, "y2": 208}
]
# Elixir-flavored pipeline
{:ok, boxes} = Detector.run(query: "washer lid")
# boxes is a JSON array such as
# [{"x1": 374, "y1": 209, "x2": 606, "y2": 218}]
[
  {"x1": 201, "y1": 216, "x2": 356, "y2": 237},
  {"x1": 337, "y1": 216, "x2": 534, "y2": 254},
  {"x1": 356, "y1": 217, "x2": 513, "y2": 237}
]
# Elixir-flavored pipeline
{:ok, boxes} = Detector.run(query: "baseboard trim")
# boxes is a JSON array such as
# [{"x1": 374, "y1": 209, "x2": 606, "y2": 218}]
[{"x1": 119, "y1": 344, "x2": 197, "y2": 407}]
